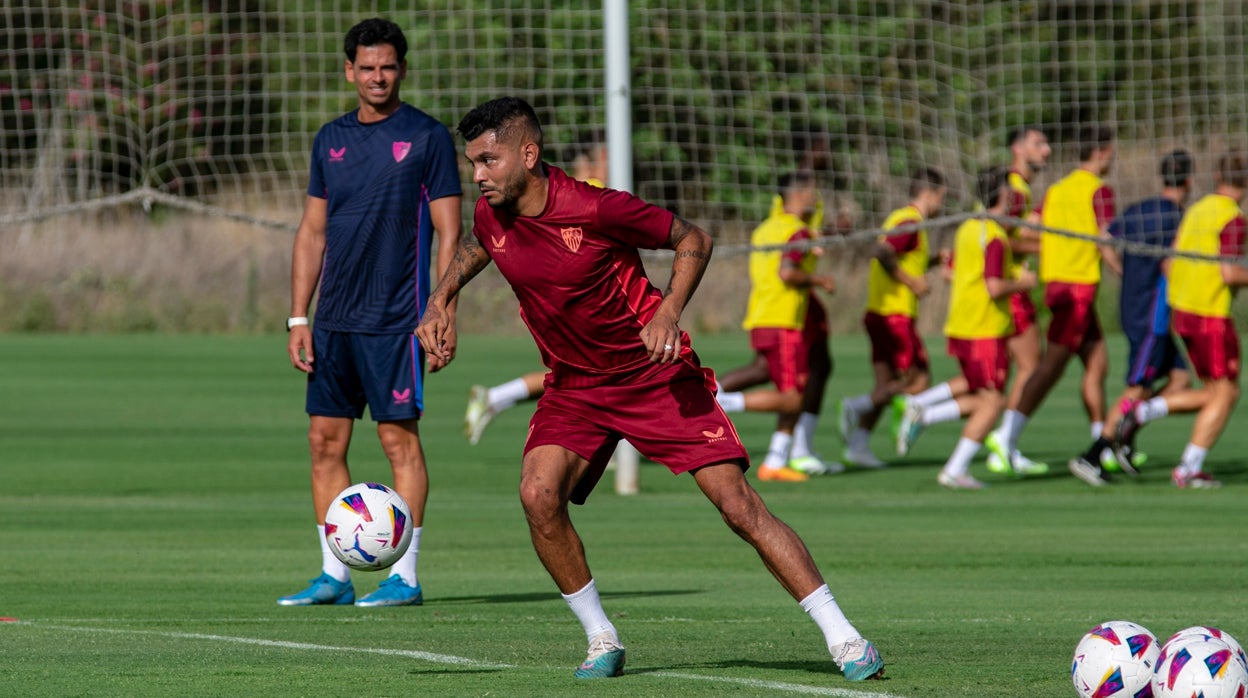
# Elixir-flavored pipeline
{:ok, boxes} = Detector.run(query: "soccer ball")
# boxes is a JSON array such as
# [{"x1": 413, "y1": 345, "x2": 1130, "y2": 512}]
[
  {"x1": 323, "y1": 482, "x2": 412, "y2": 571},
  {"x1": 1072, "y1": 620, "x2": 1161, "y2": 698},
  {"x1": 1160, "y1": 627, "x2": 1248, "y2": 672},
  {"x1": 1153, "y1": 637, "x2": 1248, "y2": 698}
]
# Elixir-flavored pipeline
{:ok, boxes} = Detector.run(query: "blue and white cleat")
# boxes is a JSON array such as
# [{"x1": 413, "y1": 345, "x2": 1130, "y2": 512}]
[
  {"x1": 833, "y1": 637, "x2": 884, "y2": 681},
  {"x1": 574, "y1": 633, "x2": 626, "y2": 679},
  {"x1": 355, "y1": 574, "x2": 423, "y2": 607},
  {"x1": 896, "y1": 403, "x2": 924, "y2": 456},
  {"x1": 277, "y1": 573, "x2": 354, "y2": 606}
]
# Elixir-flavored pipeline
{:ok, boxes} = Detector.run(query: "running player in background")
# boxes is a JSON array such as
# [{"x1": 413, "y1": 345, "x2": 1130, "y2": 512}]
[
  {"x1": 988, "y1": 125, "x2": 1121, "y2": 478},
  {"x1": 280, "y1": 18, "x2": 462, "y2": 608},
  {"x1": 1067, "y1": 150, "x2": 1193, "y2": 485},
  {"x1": 715, "y1": 171, "x2": 841, "y2": 481},
  {"x1": 838, "y1": 168, "x2": 946, "y2": 468},
  {"x1": 418, "y1": 96, "x2": 885, "y2": 681},
  {"x1": 905, "y1": 167, "x2": 1037, "y2": 488},
  {"x1": 984, "y1": 126, "x2": 1051, "y2": 475},
  {"x1": 1113, "y1": 150, "x2": 1248, "y2": 489}
]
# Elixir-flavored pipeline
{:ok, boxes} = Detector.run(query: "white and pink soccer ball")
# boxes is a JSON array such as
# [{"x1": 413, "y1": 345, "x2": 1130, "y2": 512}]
[
  {"x1": 1072, "y1": 620, "x2": 1161, "y2": 698},
  {"x1": 323, "y1": 482, "x2": 412, "y2": 570},
  {"x1": 1153, "y1": 629, "x2": 1248, "y2": 698}
]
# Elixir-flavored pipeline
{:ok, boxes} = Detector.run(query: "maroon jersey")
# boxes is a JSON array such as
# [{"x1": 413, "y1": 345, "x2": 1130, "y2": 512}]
[{"x1": 473, "y1": 166, "x2": 678, "y2": 387}]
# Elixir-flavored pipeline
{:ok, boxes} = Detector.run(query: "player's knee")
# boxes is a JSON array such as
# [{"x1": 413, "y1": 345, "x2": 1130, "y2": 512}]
[
  {"x1": 715, "y1": 489, "x2": 768, "y2": 538},
  {"x1": 307, "y1": 427, "x2": 348, "y2": 462}
]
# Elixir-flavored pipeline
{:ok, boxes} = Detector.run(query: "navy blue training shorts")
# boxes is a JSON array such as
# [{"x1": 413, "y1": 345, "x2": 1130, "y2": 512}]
[{"x1": 305, "y1": 327, "x2": 424, "y2": 422}]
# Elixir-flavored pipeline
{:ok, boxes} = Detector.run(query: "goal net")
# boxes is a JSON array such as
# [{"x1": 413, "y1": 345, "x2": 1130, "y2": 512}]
[{"x1": 2, "y1": 1, "x2": 1247, "y2": 330}]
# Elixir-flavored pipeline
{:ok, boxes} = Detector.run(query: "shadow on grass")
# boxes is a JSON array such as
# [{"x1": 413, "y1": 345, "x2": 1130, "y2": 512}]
[
  {"x1": 628, "y1": 658, "x2": 888, "y2": 680},
  {"x1": 433, "y1": 589, "x2": 702, "y2": 605}
]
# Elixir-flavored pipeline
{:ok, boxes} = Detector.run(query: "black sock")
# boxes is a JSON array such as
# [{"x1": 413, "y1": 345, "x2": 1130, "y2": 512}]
[{"x1": 1082, "y1": 436, "x2": 1111, "y2": 463}]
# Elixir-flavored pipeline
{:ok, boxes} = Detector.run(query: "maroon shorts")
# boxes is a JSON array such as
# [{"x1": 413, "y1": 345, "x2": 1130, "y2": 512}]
[
  {"x1": 1009, "y1": 291, "x2": 1037, "y2": 337},
  {"x1": 525, "y1": 356, "x2": 749, "y2": 504},
  {"x1": 1044, "y1": 281, "x2": 1102, "y2": 352},
  {"x1": 750, "y1": 327, "x2": 807, "y2": 392},
  {"x1": 947, "y1": 337, "x2": 1010, "y2": 392},
  {"x1": 863, "y1": 312, "x2": 929, "y2": 374},
  {"x1": 803, "y1": 296, "x2": 830, "y2": 345},
  {"x1": 1173, "y1": 309, "x2": 1241, "y2": 381}
]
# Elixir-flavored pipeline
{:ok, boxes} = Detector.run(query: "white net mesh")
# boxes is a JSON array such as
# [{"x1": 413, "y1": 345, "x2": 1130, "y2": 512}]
[{"x1": 2, "y1": 2, "x2": 1246, "y2": 330}]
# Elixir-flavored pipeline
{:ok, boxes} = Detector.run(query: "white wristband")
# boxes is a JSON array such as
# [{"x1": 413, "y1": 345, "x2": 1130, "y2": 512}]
[{"x1": 286, "y1": 316, "x2": 309, "y2": 331}]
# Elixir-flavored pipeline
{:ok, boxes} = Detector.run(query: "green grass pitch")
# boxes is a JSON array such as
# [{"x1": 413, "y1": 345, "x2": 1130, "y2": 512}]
[{"x1": 1, "y1": 332, "x2": 1246, "y2": 697}]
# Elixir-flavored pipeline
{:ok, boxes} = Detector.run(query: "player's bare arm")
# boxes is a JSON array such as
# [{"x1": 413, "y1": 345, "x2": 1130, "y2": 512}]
[
  {"x1": 778, "y1": 260, "x2": 836, "y2": 293},
  {"x1": 1221, "y1": 259, "x2": 1248, "y2": 288},
  {"x1": 288, "y1": 195, "x2": 328, "y2": 373},
  {"x1": 416, "y1": 231, "x2": 492, "y2": 369},
  {"x1": 426, "y1": 194, "x2": 464, "y2": 370},
  {"x1": 642, "y1": 216, "x2": 711, "y2": 364},
  {"x1": 875, "y1": 242, "x2": 929, "y2": 296}
]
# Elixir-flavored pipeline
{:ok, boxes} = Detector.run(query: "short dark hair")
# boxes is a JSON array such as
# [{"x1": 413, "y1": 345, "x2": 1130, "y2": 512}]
[
  {"x1": 1218, "y1": 151, "x2": 1248, "y2": 189},
  {"x1": 344, "y1": 18, "x2": 408, "y2": 63},
  {"x1": 1007, "y1": 125, "x2": 1043, "y2": 148},
  {"x1": 777, "y1": 170, "x2": 815, "y2": 198},
  {"x1": 457, "y1": 97, "x2": 544, "y2": 152},
  {"x1": 1076, "y1": 124, "x2": 1115, "y2": 162},
  {"x1": 1160, "y1": 149, "x2": 1194, "y2": 188},
  {"x1": 977, "y1": 166, "x2": 1010, "y2": 209},
  {"x1": 909, "y1": 167, "x2": 945, "y2": 198}
]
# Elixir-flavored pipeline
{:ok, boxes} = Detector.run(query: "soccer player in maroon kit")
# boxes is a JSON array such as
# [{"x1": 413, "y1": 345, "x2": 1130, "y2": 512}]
[{"x1": 416, "y1": 97, "x2": 883, "y2": 682}]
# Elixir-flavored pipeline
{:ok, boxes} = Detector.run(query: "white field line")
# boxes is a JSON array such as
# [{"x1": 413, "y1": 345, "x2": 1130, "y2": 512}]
[
  {"x1": 652, "y1": 672, "x2": 909, "y2": 697},
  {"x1": 18, "y1": 622, "x2": 513, "y2": 669},
  {"x1": 11, "y1": 621, "x2": 911, "y2": 697}
]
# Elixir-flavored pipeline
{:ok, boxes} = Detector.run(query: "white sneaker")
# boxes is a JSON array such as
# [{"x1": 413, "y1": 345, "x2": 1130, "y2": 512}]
[
  {"x1": 463, "y1": 385, "x2": 495, "y2": 446},
  {"x1": 842, "y1": 446, "x2": 887, "y2": 469},
  {"x1": 896, "y1": 404, "x2": 924, "y2": 456},
  {"x1": 788, "y1": 454, "x2": 846, "y2": 475},
  {"x1": 837, "y1": 398, "x2": 859, "y2": 444},
  {"x1": 938, "y1": 471, "x2": 986, "y2": 490}
]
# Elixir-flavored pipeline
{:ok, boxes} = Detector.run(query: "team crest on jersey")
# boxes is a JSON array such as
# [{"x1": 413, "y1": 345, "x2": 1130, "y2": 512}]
[
  {"x1": 560, "y1": 227, "x2": 583, "y2": 253},
  {"x1": 392, "y1": 141, "x2": 411, "y2": 162},
  {"x1": 329, "y1": 147, "x2": 346, "y2": 162}
]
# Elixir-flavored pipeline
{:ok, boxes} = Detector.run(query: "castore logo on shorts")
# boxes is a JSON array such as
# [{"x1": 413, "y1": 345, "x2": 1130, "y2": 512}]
[{"x1": 702, "y1": 426, "x2": 726, "y2": 443}]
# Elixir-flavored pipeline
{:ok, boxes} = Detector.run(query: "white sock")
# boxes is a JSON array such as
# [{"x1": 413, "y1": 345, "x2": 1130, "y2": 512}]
[
  {"x1": 562, "y1": 579, "x2": 618, "y2": 643},
  {"x1": 763, "y1": 431, "x2": 793, "y2": 469},
  {"x1": 1090, "y1": 421, "x2": 1104, "y2": 439},
  {"x1": 941, "y1": 437, "x2": 981, "y2": 478},
  {"x1": 845, "y1": 394, "x2": 875, "y2": 415},
  {"x1": 1137, "y1": 396, "x2": 1169, "y2": 423},
  {"x1": 318, "y1": 525, "x2": 351, "y2": 583},
  {"x1": 488, "y1": 378, "x2": 531, "y2": 412},
  {"x1": 849, "y1": 427, "x2": 872, "y2": 452},
  {"x1": 1000, "y1": 410, "x2": 1028, "y2": 451},
  {"x1": 1179, "y1": 443, "x2": 1208, "y2": 474},
  {"x1": 716, "y1": 390, "x2": 746, "y2": 413},
  {"x1": 392, "y1": 526, "x2": 421, "y2": 587},
  {"x1": 911, "y1": 382, "x2": 954, "y2": 408},
  {"x1": 799, "y1": 584, "x2": 859, "y2": 651},
  {"x1": 791, "y1": 412, "x2": 820, "y2": 458},
  {"x1": 920, "y1": 400, "x2": 962, "y2": 426}
]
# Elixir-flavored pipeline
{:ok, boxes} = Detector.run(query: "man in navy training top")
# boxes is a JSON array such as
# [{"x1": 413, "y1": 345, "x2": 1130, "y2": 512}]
[
  {"x1": 281, "y1": 17, "x2": 462, "y2": 607},
  {"x1": 1067, "y1": 149, "x2": 1192, "y2": 485},
  {"x1": 415, "y1": 96, "x2": 884, "y2": 683}
]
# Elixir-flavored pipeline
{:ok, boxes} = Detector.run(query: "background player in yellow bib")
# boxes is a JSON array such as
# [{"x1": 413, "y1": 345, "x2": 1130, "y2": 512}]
[
  {"x1": 716, "y1": 172, "x2": 840, "y2": 481},
  {"x1": 837, "y1": 168, "x2": 945, "y2": 468},
  {"x1": 987, "y1": 125, "x2": 1122, "y2": 477},
  {"x1": 900, "y1": 167, "x2": 1037, "y2": 488},
  {"x1": 1114, "y1": 150, "x2": 1248, "y2": 488}
]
